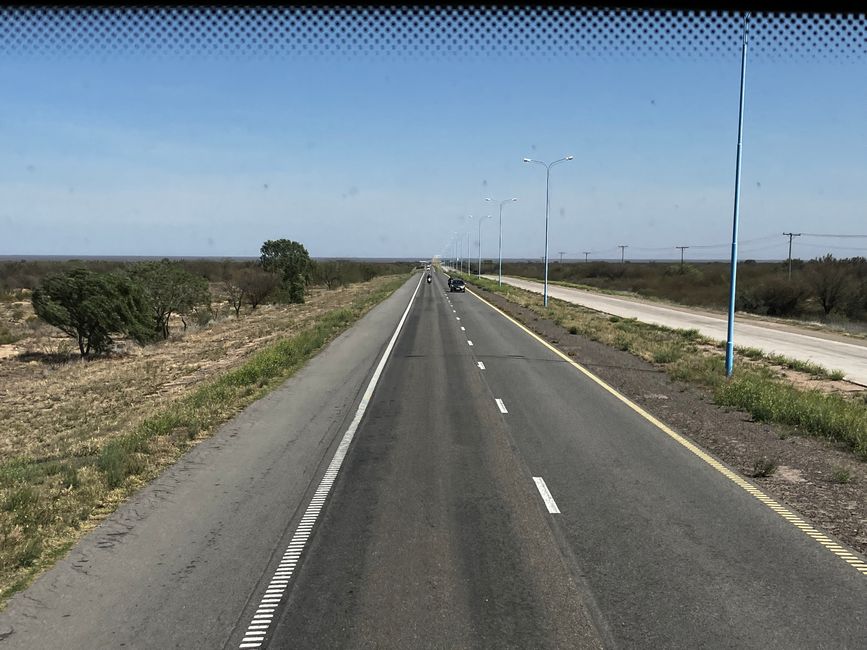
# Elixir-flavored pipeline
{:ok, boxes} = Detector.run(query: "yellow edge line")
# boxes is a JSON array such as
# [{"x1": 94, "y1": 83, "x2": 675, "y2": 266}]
[{"x1": 466, "y1": 285, "x2": 867, "y2": 578}]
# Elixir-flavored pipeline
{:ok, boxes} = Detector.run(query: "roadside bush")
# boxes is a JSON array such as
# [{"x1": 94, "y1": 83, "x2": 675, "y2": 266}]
[
  {"x1": 31, "y1": 269, "x2": 155, "y2": 356},
  {"x1": 130, "y1": 260, "x2": 211, "y2": 339},
  {"x1": 241, "y1": 267, "x2": 280, "y2": 310},
  {"x1": 741, "y1": 277, "x2": 808, "y2": 317},
  {"x1": 807, "y1": 254, "x2": 854, "y2": 316},
  {"x1": 751, "y1": 456, "x2": 778, "y2": 478}
]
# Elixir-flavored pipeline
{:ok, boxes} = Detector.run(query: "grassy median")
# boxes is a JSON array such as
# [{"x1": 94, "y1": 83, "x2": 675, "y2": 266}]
[
  {"x1": 458, "y1": 273, "x2": 867, "y2": 460},
  {"x1": 0, "y1": 274, "x2": 408, "y2": 604}
]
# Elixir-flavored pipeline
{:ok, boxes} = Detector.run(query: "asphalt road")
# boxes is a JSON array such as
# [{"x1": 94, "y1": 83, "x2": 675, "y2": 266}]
[
  {"x1": 487, "y1": 274, "x2": 867, "y2": 386},
  {"x1": 2, "y1": 270, "x2": 866, "y2": 648}
]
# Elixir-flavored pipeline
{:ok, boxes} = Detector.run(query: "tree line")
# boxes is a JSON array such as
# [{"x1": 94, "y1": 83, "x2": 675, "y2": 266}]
[
  {"x1": 18, "y1": 240, "x2": 413, "y2": 356},
  {"x1": 490, "y1": 255, "x2": 867, "y2": 322}
]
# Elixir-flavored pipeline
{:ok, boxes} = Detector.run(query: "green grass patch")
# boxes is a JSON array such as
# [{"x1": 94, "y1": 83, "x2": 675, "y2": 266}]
[{"x1": 715, "y1": 375, "x2": 867, "y2": 458}]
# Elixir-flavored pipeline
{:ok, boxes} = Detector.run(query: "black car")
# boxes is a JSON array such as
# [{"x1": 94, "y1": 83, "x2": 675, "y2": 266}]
[{"x1": 449, "y1": 278, "x2": 466, "y2": 292}]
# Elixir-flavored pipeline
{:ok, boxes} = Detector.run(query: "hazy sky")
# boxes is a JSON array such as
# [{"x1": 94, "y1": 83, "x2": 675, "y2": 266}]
[{"x1": 2, "y1": 10, "x2": 866, "y2": 261}]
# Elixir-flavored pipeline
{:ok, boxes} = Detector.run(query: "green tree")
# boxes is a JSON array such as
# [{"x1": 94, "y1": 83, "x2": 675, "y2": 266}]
[
  {"x1": 131, "y1": 259, "x2": 211, "y2": 339},
  {"x1": 260, "y1": 239, "x2": 311, "y2": 304},
  {"x1": 807, "y1": 254, "x2": 853, "y2": 316},
  {"x1": 31, "y1": 269, "x2": 154, "y2": 356}
]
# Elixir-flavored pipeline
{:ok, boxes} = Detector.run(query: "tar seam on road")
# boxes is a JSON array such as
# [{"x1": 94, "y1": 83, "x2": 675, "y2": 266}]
[
  {"x1": 533, "y1": 477, "x2": 562, "y2": 514},
  {"x1": 237, "y1": 273, "x2": 426, "y2": 648},
  {"x1": 495, "y1": 398, "x2": 508, "y2": 414},
  {"x1": 468, "y1": 288, "x2": 867, "y2": 578}
]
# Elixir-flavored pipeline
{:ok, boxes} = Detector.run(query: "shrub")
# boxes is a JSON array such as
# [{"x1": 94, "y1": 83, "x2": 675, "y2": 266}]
[
  {"x1": 752, "y1": 456, "x2": 778, "y2": 477},
  {"x1": 749, "y1": 277, "x2": 808, "y2": 317},
  {"x1": 807, "y1": 254, "x2": 854, "y2": 316},
  {"x1": 130, "y1": 260, "x2": 211, "y2": 339},
  {"x1": 31, "y1": 269, "x2": 155, "y2": 356}
]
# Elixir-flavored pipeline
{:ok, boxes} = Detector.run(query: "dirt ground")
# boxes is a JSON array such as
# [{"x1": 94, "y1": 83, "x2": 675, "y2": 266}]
[
  {"x1": 469, "y1": 282, "x2": 867, "y2": 557},
  {"x1": 0, "y1": 284, "x2": 375, "y2": 464}
]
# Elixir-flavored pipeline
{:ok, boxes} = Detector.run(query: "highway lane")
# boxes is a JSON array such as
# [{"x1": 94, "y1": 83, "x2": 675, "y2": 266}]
[
  {"x1": 266, "y1": 270, "x2": 602, "y2": 647},
  {"x1": 454, "y1": 280, "x2": 867, "y2": 647},
  {"x1": 262, "y1": 269, "x2": 866, "y2": 648},
  {"x1": 487, "y1": 274, "x2": 867, "y2": 386}
]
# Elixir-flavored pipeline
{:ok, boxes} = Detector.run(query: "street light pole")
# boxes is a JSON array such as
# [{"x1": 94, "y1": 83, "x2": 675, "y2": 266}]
[
  {"x1": 477, "y1": 215, "x2": 491, "y2": 277},
  {"x1": 583, "y1": 251, "x2": 590, "y2": 263},
  {"x1": 725, "y1": 12, "x2": 750, "y2": 378},
  {"x1": 486, "y1": 196, "x2": 518, "y2": 286},
  {"x1": 523, "y1": 155, "x2": 574, "y2": 307},
  {"x1": 465, "y1": 216, "x2": 473, "y2": 275}
]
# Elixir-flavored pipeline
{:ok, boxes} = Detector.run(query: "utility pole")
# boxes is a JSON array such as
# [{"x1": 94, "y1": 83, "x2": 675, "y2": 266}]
[
  {"x1": 558, "y1": 251, "x2": 566, "y2": 263},
  {"x1": 783, "y1": 232, "x2": 802, "y2": 280},
  {"x1": 676, "y1": 245, "x2": 690, "y2": 268},
  {"x1": 583, "y1": 251, "x2": 590, "y2": 263},
  {"x1": 618, "y1": 245, "x2": 628, "y2": 263}
]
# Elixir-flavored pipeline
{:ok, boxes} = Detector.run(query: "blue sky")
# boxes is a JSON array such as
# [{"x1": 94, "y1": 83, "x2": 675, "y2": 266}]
[{"x1": 2, "y1": 20, "x2": 866, "y2": 261}]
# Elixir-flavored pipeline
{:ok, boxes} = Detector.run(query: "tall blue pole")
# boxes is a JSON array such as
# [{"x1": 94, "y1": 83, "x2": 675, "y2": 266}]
[
  {"x1": 543, "y1": 165, "x2": 551, "y2": 307},
  {"x1": 725, "y1": 13, "x2": 750, "y2": 378}
]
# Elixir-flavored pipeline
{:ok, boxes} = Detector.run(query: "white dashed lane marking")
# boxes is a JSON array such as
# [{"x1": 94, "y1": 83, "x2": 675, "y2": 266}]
[
  {"x1": 533, "y1": 477, "x2": 561, "y2": 514},
  {"x1": 477, "y1": 361, "x2": 485, "y2": 370},
  {"x1": 495, "y1": 398, "x2": 508, "y2": 414}
]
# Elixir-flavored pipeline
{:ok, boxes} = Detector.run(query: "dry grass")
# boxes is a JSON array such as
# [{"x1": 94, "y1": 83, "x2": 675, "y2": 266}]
[
  {"x1": 0, "y1": 276, "x2": 408, "y2": 602},
  {"x1": 0, "y1": 285, "x2": 361, "y2": 462}
]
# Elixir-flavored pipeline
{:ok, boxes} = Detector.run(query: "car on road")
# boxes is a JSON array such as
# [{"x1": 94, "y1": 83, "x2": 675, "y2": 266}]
[{"x1": 449, "y1": 278, "x2": 465, "y2": 292}]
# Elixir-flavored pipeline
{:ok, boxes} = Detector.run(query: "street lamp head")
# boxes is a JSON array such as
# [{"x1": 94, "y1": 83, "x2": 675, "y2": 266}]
[
  {"x1": 485, "y1": 197, "x2": 492, "y2": 202},
  {"x1": 522, "y1": 158, "x2": 531, "y2": 163},
  {"x1": 565, "y1": 155, "x2": 574, "y2": 161},
  {"x1": 510, "y1": 197, "x2": 518, "y2": 202}
]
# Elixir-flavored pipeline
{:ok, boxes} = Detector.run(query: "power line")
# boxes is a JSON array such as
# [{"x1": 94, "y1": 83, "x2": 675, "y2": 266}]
[{"x1": 801, "y1": 233, "x2": 867, "y2": 238}]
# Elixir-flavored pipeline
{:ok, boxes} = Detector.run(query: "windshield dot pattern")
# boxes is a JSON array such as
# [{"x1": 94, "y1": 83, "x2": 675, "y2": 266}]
[{"x1": 0, "y1": 7, "x2": 865, "y2": 61}]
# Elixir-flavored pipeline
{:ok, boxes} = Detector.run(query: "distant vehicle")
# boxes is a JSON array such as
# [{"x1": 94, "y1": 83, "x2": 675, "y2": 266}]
[{"x1": 449, "y1": 278, "x2": 466, "y2": 293}]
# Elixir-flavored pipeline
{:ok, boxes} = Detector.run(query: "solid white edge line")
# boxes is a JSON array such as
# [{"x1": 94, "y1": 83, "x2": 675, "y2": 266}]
[
  {"x1": 237, "y1": 272, "x2": 426, "y2": 648},
  {"x1": 533, "y1": 477, "x2": 561, "y2": 514}
]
